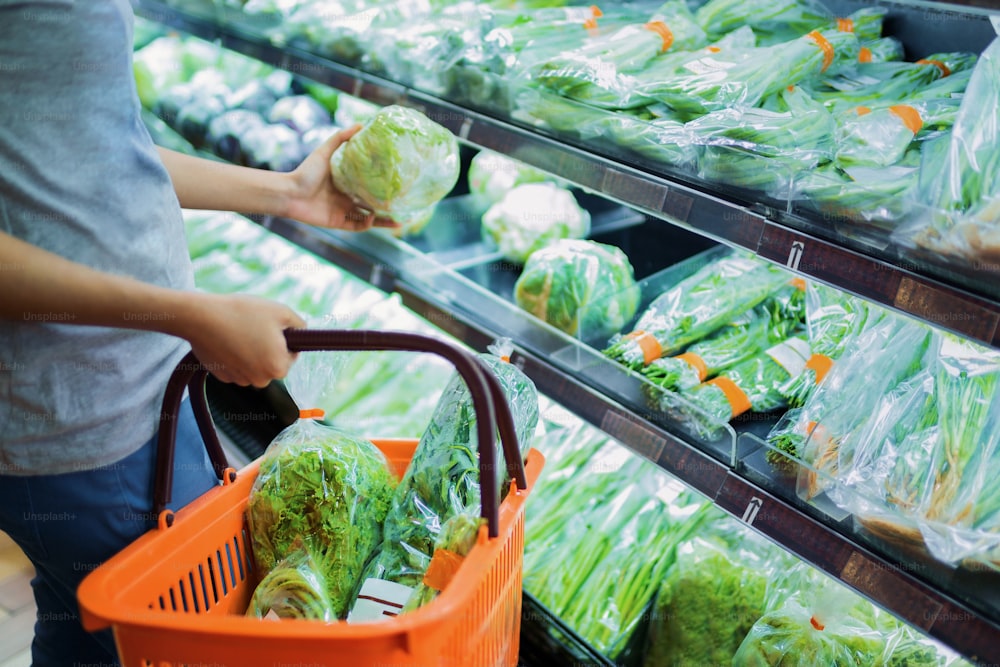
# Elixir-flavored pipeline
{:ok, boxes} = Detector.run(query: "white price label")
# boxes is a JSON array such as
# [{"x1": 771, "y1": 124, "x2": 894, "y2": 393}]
[
  {"x1": 766, "y1": 338, "x2": 811, "y2": 379},
  {"x1": 347, "y1": 579, "x2": 414, "y2": 624}
]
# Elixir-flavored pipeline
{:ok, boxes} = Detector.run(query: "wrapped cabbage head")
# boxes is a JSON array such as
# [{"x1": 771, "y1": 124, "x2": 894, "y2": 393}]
[
  {"x1": 246, "y1": 420, "x2": 397, "y2": 620},
  {"x1": 481, "y1": 183, "x2": 591, "y2": 264},
  {"x1": 514, "y1": 239, "x2": 639, "y2": 340},
  {"x1": 329, "y1": 104, "x2": 460, "y2": 233},
  {"x1": 467, "y1": 149, "x2": 553, "y2": 206}
]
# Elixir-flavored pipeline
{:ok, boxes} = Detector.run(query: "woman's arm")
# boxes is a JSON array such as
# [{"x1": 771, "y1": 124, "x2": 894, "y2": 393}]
[
  {"x1": 157, "y1": 125, "x2": 399, "y2": 232},
  {"x1": 0, "y1": 231, "x2": 304, "y2": 387}
]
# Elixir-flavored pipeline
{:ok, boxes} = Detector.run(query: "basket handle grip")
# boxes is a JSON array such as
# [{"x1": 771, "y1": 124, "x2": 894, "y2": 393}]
[{"x1": 154, "y1": 329, "x2": 527, "y2": 538}]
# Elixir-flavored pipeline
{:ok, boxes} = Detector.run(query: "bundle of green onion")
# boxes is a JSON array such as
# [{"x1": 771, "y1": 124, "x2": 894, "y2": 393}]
[
  {"x1": 604, "y1": 252, "x2": 789, "y2": 370},
  {"x1": 642, "y1": 282, "x2": 805, "y2": 393},
  {"x1": 778, "y1": 282, "x2": 873, "y2": 407}
]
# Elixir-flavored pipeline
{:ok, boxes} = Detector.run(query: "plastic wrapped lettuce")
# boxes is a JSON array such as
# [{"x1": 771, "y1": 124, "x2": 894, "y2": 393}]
[
  {"x1": 467, "y1": 149, "x2": 554, "y2": 206},
  {"x1": 481, "y1": 182, "x2": 591, "y2": 264},
  {"x1": 246, "y1": 541, "x2": 336, "y2": 621},
  {"x1": 514, "y1": 239, "x2": 639, "y2": 341},
  {"x1": 245, "y1": 353, "x2": 398, "y2": 620},
  {"x1": 329, "y1": 104, "x2": 460, "y2": 232}
]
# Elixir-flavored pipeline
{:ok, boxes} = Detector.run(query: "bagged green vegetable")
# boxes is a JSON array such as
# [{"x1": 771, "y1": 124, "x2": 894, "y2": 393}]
[
  {"x1": 732, "y1": 574, "x2": 886, "y2": 666},
  {"x1": 642, "y1": 281, "x2": 805, "y2": 393},
  {"x1": 246, "y1": 541, "x2": 336, "y2": 621},
  {"x1": 605, "y1": 252, "x2": 789, "y2": 370},
  {"x1": 660, "y1": 334, "x2": 810, "y2": 437},
  {"x1": 329, "y1": 104, "x2": 460, "y2": 232},
  {"x1": 894, "y1": 36, "x2": 1000, "y2": 264},
  {"x1": 348, "y1": 340, "x2": 539, "y2": 621},
  {"x1": 643, "y1": 536, "x2": 773, "y2": 667},
  {"x1": 245, "y1": 351, "x2": 398, "y2": 620},
  {"x1": 515, "y1": 238, "x2": 640, "y2": 341},
  {"x1": 481, "y1": 182, "x2": 591, "y2": 264},
  {"x1": 778, "y1": 282, "x2": 872, "y2": 407}
]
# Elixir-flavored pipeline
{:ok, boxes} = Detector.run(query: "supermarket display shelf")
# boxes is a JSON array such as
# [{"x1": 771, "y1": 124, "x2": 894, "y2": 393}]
[
  {"x1": 251, "y1": 211, "x2": 1000, "y2": 666},
  {"x1": 135, "y1": 0, "x2": 1000, "y2": 662},
  {"x1": 133, "y1": 0, "x2": 1000, "y2": 352}
]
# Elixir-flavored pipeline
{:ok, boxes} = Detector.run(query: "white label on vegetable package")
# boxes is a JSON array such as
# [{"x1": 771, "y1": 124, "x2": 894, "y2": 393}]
[
  {"x1": 765, "y1": 338, "x2": 811, "y2": 379},
  {"x1": 347, "y1": 579, "x2": 414, "y2": 624}
]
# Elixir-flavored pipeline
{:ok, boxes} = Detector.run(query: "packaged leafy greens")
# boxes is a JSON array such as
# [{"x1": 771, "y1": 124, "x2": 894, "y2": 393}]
[
  {"x1": 605, "y1": 252, "x2": 789, "y2": 370},
  {"x1": 480, "y1": 182, "x2": 591, "y2": 264},
  {"x1": 329, "y1": 104, "x2": 460, "y2": 232},
  {"x1": 642, "y1": 282, "x2": 806, "y2": 393},
  {"x1": 246, "y1": 541, "x2": 336, "y2": 621},
  {"x1": 657, "y1": 334, "x2": 811, "y2": 437},
  {"x1": 348, "y1": 340, "x2": 539, "y2": 621},
  {"x1": 245, "y1": 351, "x2": 398, "y2": 620},
  {"x1": 693, "y1": 0, "x2": 831, "y2": 45},
  {"x1": 894, "y1": 36, "x2": 1000, "y2": 265},
  {"x1": 778, "y1": 282, "x2": 873, "y2": 407},
  {"x1": 643, "y1": 536, "x2": 777, "y2": 667},
  {"x1": 514, "y1": 238, "x2": 640, "y2": 341},
  {"x1": 732, "y1": 570, "x2": 887, "y2": 666}
]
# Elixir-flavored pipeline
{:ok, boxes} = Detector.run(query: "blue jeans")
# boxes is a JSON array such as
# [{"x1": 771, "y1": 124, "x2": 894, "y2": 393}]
[{"x1": 0, "y1": 399, "x2": 219, "y2": 667}]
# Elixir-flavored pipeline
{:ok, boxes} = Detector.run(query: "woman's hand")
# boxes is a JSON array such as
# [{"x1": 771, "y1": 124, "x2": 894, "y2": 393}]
[
  {"x1": 284, "y1": 125, "x2": 400, "y2": 232},
  {"x1": 180, "y1": 293, "x2": 306, "y2": 388}
]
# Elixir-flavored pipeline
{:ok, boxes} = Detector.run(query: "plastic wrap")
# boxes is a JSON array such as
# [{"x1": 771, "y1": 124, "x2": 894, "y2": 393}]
[
  {"x1": 329, "y1": 104, "x2": 460, "y2": 232},
  {"x1": 693, "y1": 0, "x2": 831, "y2": 45},
  {"x1": 642, "y1": 282, "x2": 805, "y2": 393},
  {"x1": 347, "y1": 340, "x2": 539, "y2": 620},
  {"x1": 245, "y1": 352, "x2": 398, "y2": 620},
  {"x1": 833, "y1": 98, "x2": 960, "y2": 170},
  {"x1": 643, "y1": 533, "x2": 797, "y2": 667},
  {"x1": 894, "y1": 36, "x2": 1000, "y2": 265},
  {"x1": 732, "y1": 573, "x2": 887, "y2": 667},
  {"x1": 657, "y1": 334, "x2": 810, "y2": 437},
  {"x1": 480, "y1": 182, "x2": 591, "y2": 264},
  {"x1": 246, "y1": 541, "x2": 337, "y2": 621},
  {"x1": 605, "y1": 252, "x2": 789, "y2": 370},
  {"x1": 514, "y1": 238, "x2": 640, "y2": 341},
  {"x1": 778, "y1": 282, "x2": 873, "y2": 407},
  {"x1": 467, "y1": 149, "x2": 554, "y2": 206}
]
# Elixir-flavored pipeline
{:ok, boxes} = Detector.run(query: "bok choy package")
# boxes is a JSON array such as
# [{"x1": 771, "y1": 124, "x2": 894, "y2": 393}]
[{"x1": 348, "y1": 339, "x2": 539, "y2": 621}]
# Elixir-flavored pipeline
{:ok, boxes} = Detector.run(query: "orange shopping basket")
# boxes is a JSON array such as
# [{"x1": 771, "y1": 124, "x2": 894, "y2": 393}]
[{"x1": 78, "y1": 329, "x2": 545, "y2": 667}]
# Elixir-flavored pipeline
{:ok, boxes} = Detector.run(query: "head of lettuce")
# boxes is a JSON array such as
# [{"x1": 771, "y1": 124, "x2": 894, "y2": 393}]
[{"x1": 329, "y1": 104, "x2": 460, "y2": 234}]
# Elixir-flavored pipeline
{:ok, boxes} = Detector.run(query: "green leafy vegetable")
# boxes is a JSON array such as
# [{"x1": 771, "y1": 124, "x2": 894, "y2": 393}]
[
  {"x1": 246, "y1": 542, "x2": 336, "y2": 621},
  {"x1": 777, "y1": 282, "x2": 872, "y2": 409},
  {"x1": 350, "y1": 346, "x2": 539, "y2": 615},
  {"x1": 246, "y1": 421, "x2": 397, "y2": 619},
  {"x1": 481, "y1": 182, "x2": 591, "y2": 264},
  {"x1": 642, "y1": 283, "x2": 805, "y2": 393},
  {"x1": 467, "y1": 149, "x2": 555, "y2": 206},
  {"x1": 643, "y1": 538, "x2": 770, "y2": 667},
  {"x1": 329, "y1": 104, "x2": 460, "y2": 231},
  {"x1": 515, "y1": 239, "x2": 640, "y2": 340},
  {"x1": 605, "y1": 252, "x2": 788, "y2": 370}
]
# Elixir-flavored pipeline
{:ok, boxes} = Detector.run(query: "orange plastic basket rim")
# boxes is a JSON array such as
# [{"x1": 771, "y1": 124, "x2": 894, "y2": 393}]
[{"x1": 78, "y1": 439, "x2": 544, "y2": 640}]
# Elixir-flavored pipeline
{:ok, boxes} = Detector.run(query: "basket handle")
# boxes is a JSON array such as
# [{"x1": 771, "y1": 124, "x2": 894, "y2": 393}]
[{"x1": 154, "y1": 329, "x2": 528, "y2": 538}]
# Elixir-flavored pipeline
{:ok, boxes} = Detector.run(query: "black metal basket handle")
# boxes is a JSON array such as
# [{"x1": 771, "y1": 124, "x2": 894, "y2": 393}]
[{"x1": 154, "y1": 329, "x2": 528, "y2": 537}]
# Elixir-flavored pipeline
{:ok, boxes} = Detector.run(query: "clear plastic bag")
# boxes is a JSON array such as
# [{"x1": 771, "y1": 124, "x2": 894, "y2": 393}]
[
  {"x1": 347, "y1": 339, "x2": 539, "y2": 620},
  {"x1": 480, "y1": 182, "x2": 591, "y2": 264},
  {"x1": 732, "y1": 572, "x2": 887, "y2": 666},
  {"x1": 246, "y1": 540, "x2": 337, "y2": 621},
  {"x1": 245, "y1": 348, "x2": 398, "y2": 620}
]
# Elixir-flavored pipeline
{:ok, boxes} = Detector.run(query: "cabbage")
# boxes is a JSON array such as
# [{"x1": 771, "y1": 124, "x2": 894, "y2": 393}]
[
  {"x1": 481, "y1": 182, "x2": 591, "y2": 264},
  {"x1": 467, "y1": 149, "x2": 554, "y2": 206},
  {"x1": 514, "y1": 238, "x2": 639, "y2": 340},
  {"x1": 329, "y1": 104, "x2": 460, "y2": 231}
]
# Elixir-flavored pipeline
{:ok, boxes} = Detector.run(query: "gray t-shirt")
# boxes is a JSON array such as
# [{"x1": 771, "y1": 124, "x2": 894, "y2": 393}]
[{"x1": 0, "y1": 0, "x2": 195, "y2": 475}]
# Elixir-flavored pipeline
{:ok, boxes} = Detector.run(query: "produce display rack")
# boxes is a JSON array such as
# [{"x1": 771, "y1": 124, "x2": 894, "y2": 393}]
[{"x1": 134, "y1": 0, "x2": 1000, "y2": 663}]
